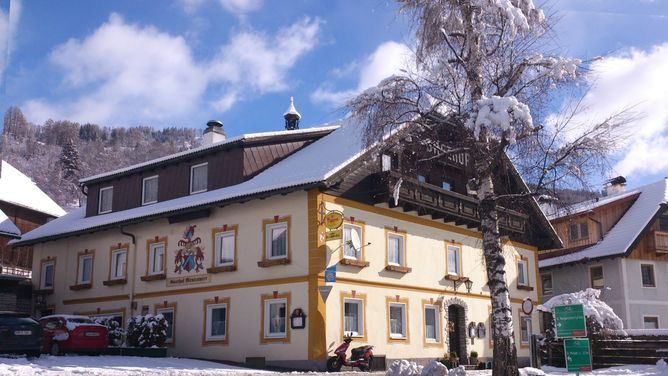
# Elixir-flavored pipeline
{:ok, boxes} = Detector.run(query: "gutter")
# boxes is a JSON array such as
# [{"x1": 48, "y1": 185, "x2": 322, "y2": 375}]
[{"x1": 119, "y1": 225, "x2": 137, "y2": 318}]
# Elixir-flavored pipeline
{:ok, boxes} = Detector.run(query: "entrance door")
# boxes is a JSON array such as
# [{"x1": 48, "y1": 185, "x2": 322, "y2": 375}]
[{"x1": 448, "y1": 305, "x2": 462, "y2": 358}]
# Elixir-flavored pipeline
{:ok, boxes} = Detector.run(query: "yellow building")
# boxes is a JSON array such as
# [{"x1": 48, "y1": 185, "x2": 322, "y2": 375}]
[{"x1": 14, "y1": 116, "x2": 558, "y2": 369}]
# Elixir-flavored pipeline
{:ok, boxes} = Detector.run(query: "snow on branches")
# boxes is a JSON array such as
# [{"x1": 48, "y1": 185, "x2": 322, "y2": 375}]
[
  {"x1": 472, "y1": 0, "x2": 545, "y2": 35},
  {"x1": 467, "y1": 95, "x2": 533, "y2": 143}
]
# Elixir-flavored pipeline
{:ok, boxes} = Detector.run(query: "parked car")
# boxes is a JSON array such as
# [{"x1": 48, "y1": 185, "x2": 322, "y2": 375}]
[
  {"x1": 39, "y1": 315, "x2": 108, "y2": 355},
  {"x1": 0, "y1": 311, "x2": 43, "y2": 358}
]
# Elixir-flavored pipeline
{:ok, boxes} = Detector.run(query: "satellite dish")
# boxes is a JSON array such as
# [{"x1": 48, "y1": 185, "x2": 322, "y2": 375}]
[{"x1": 349, "y1": 229, "x2": 362, "y2": 253}]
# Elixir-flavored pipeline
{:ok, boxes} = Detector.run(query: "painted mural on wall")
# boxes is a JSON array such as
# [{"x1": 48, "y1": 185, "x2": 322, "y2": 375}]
[{"x1": 174, "y1": 225, "x2": 205, "y2": 273}]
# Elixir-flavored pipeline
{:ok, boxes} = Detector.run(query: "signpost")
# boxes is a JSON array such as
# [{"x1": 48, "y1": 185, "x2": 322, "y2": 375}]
[
  {"x1": 554, "y1": 304, "x2": 587, "y2": 338},
  {"x1": 564, "y1": 338, "x2": 593, "y2": 372}
]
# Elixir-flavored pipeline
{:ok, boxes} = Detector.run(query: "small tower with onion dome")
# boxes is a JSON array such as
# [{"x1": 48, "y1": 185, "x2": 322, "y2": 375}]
[{"x1": 283, "y1": 96, "x2": 301, "y2": 130}]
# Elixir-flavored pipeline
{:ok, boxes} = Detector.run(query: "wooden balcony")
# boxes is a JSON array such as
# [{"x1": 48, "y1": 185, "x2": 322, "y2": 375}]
[
  {"x1": 651, "y1": 230, "x2": 668, "y2": 253},
  {"x1": 372, "y1": 171, "x2": 527, "y2": 234}
]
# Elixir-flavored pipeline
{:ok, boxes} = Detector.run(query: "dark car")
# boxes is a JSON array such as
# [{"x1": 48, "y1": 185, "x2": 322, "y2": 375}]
[
  {"x1": 39, "y1": 315, "x2": 108, "y2": 355},
  {"x1": 0, "y1": 311, "x2": 43, "y2": 358}
]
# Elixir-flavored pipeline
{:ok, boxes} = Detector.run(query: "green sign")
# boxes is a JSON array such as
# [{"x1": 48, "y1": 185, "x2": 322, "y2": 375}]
[
  {"x1": 554, "y1": 304, "x2": 587, "y2": 338},
  {"x1": 564, "y1": 338, "x2": 592, "y2": 372}
]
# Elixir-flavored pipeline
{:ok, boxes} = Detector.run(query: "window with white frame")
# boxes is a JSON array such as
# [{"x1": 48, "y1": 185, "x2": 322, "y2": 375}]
[
  {"x1": 389, "y1": 302, "x2": 407, "y2": 338},
  {"x1": 520, "y1": 315, "x2": 532, "y2": 345},
  {"x1": 343, "y1": 224, "x2": 362, "y2": 260},
  {"x1": 110, "y1": 248, "x2": 127, "y2": 280},
  {"x1": 541, "y1": 273, "x2": 553, "y2": 296},
  {"x1": 424, "y1": 305, "x2": 439, "y2": 342},
  {"x1": 266, "y1": 222, "x2": 288, "y2": 259},
  {"x1": 517, "y1": 258, "x2": 529, "y2": 286},
  {"x1": 344, "y1": 298, "x2": 364, "y2": 337},
  {"x1": 643, "y1": 316, "x2": 659, "y2": 329},
  {"x1": 41, "y1": 260, "x2": 55, "y2": 289},
  {"x1": 205, "y1": 302, "x2": 228, "y2": 341},
  {"x1": 156, "y1": 307, "x2": 174, "y2": 343},
  {"x1": 387, "y1": 233, "x2": 404, "y2": 266},
  {"x1": 215, "y1": 231, "x2": 235, "y2": 266},
  {"x1": 142, "y1": 176, "x2": 159, "y2": 205},
  {"x1": 78, "y1": 254, "x2": 93, "y2": 284},
  {"x1": 190, "y1": 163, "x2": 208, "y2": 194},
  {"x1": 98, "y1": 186, "x2": 113, "y2": 214},
  {"x1": 264, "y1": 298, "x2": 287, "y2": 338},
  {"x1": 149, "y1": 242, "x2": 165, "y2": 275},
  {"x1": 447, "y1": 245, "x2": 461, "y2": 276}
]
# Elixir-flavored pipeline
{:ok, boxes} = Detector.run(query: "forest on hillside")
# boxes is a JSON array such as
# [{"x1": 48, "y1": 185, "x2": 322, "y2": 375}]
[{"x1": 1, "y1": 106, "x2": 202, "y2": 210}]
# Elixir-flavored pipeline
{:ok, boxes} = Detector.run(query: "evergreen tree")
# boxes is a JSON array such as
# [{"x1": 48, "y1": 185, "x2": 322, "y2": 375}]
[{"x1": 60, "y1": 139, "x2": 81, "y2": 180}]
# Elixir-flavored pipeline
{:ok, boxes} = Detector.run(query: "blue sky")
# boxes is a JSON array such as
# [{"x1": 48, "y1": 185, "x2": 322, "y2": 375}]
[{"x1": 1, "y1": 0, "x2": 668, "y2": 188}]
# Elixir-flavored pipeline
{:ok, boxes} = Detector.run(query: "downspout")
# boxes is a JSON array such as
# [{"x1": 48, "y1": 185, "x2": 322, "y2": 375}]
[{"x1": 120, "y1": 225, "x2": 137, "y2": 318}]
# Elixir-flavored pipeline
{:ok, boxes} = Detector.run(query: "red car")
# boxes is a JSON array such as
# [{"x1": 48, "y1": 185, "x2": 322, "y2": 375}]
[{"x1": 39, "y1": 315, "x2": 108, "y2": 355}]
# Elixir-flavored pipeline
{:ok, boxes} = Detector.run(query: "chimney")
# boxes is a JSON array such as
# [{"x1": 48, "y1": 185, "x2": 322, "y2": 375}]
[
  {"x1": 604, "y1": 176, "x2": 626, "y2": 196},
  {"x1": 283, "y1": 97, "x2": 301, "y2": 130},
  {"x1": 203, "y1": 120, "x2": 226, "y2": 145}
]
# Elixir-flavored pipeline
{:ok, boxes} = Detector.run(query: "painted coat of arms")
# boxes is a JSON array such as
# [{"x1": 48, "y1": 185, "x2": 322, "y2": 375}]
[{"x1": 174, "y1": 225, "x2": 205, "y2": 273}]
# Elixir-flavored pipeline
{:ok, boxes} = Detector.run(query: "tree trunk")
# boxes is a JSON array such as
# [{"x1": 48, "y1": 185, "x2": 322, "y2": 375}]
[{"x1": 478, "y1": 173, "x2": 519, "y2": 376}]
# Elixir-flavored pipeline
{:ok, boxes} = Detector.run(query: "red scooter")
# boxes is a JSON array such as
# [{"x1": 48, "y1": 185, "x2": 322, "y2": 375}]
[{"x1": 326, "y1": 334, "x2": 374, "y2": 372}]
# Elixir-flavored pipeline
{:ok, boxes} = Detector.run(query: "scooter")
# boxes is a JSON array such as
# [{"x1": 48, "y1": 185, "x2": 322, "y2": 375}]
[{"x1": 326, "y1": 333, "x2": 374, "y2": 372}]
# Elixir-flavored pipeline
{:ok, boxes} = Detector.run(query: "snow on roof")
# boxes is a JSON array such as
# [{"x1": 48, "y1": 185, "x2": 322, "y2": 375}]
[
  {"x1": 0, "y1": 161, "x2": 66, "y2": 218},
  {"x1": 283, "y1": 96, "x2": 301, "y2": 118},
  {"x1": 79, "y1": 125, "x2": 337, "y2": 183},
  {"x1": 0, "y1": 209, "x2": 21, "y2": 237},
  {"x1": 540, "y1": 178, "x2": 668, "y2": 268},
  {"x1": 546, "y1": 189, "x2": 640, "y2": 220},
  {"x1": 14, "y1": 119, "x2": 374, "y2": 246}
]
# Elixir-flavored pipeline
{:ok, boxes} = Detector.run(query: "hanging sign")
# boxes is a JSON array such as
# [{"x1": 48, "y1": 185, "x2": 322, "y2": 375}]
[
  {"x1": 554, "y1": 304, "x2": 587, "y2": 338},
  {"x1": 522, "y1": 298, "x2": 534, "y2": 315},
  {"x1": 324, "y1": 211, "x2": 344, "y2": 241}
]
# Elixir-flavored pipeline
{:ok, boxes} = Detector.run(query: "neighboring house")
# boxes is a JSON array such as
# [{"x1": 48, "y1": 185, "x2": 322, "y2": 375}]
[
  {"x1": 0, "y1": 160, "x2": 66, "y2": 313},
  {"x1": 13, "y1": 105, "x2": 558, "y2": 369},
  {"x1": 539, "y1": 178, "x2": 668, "y2": 330}
]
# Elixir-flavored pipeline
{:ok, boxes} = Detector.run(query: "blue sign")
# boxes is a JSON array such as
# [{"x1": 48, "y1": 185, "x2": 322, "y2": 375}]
[{"x1": 325, "y1": 266, "x2": 336, "y2": 283}]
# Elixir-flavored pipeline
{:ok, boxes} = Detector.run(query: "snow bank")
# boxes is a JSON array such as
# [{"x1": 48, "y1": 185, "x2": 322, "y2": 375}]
[
  {"x1": 385, "y1": 360, "x2": 465, "y2": 376},
  {"x1": 538, "y1": 288, "x2": 624, "y2": 330},
  {"x1": 519, "y1": 367, "x2": 545, "y2": 376}
]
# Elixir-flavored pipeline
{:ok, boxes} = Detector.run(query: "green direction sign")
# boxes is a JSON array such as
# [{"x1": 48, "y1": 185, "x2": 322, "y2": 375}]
[
  {"x1": 554, "y1": 304, "x2": 587, "y2": 338},
  {"x1": 564, "y1": 338, "x2": 593, "y2": 372}
]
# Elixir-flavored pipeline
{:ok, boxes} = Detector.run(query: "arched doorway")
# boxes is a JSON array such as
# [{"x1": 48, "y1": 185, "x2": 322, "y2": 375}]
[{"x1": 443, "y1": 297, "x2": 468, "y2": 363}]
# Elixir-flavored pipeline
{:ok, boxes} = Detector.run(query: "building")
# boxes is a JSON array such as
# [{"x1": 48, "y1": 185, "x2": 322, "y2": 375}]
[
  {"x1": 539, "y1": 178, "x2": 668, "y2": 330},
  {"x1": 0, "y1": 160, "x2": 66, "y2": 313},
  {"x1": 13, "y1": 106, "x2": 558, "y2": 369}
]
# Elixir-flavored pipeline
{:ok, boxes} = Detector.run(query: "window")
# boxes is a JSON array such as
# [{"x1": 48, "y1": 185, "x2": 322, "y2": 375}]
[
  {"x1": 389, "y1": 302, "x2": 407, "y2": 339},
  {"x1": 517, "y1": 258, "x2": 529, "y2": 286},
  {"x1": 441, "y1": 181, "x2": 452, "y2": 191},
  {"x1": 417, "y1": 175, "x2": 426, "y2": 183},
  {"x1": 641, "y1": 264, "x2": 656, "y2": 287},
  {"x1": 381, "y1": 153, "x2": 398, "y2": 171},
  {"x1": 77, "y1": 252, "x2": 94, "y2": 284},
  {"x1": 266, "y1": 222, "x2": 288, "y2": 259},
  {"x1": 149, "y1": 241, "x2": 166, "y2": 275},
  {"x1": 110, "y1": 248, "x2": 127, "y2": 280},
  {"x1": 215, "y1": 230, "x2": 235, "y2": 267},
  {"x1": 344, "y1": 298, "x2": 364, "y2": 337},
  {"x1": 424, "y1": 304, "x2": 440, "y2": 342},
  {"x1": 447, "y1": 244, "x2": 461, "y2": 276},
  {"x1": 387, "y1": 232, "x2": 405, "y2": 266},
  {"x1": 590, "y1": 266, "x2": 604, "y2": 289},
  {"x1": 343, "y1": 223, "x2": 363, "y2": 260},
  {"x1": 643, "y1": 316, "x2": 659, "y2": 329},
  {"x1": 204, "y1": 298, "x2": 230, "y2": 343},
  {"x1": 40, "y1": 259, "x2": 55, "y2": 290},
  {"x1": 520, "y1": 315, "x2": 532, "y2": 346},
  {"x1": 98, "y1": 186, "x2": 113, "y2": 214},
  {"x1": 142, "y1": 176, "x2": 159, "y2": 205},
  {"x1": 156, "y1": 304, "x2": 175, "y2": 345},
  {"x1": 190, "y1": 163, "x2": 208, "y2": 194},
  {"x1": 541, "y1": 273, "x2": 553, "y2": 296},
  {"x1": 263, "y1": 297, "x2": 288, "y2": 339},
  {"x1": 569, "y1": 221, "x2": 589, "y2": 241}
]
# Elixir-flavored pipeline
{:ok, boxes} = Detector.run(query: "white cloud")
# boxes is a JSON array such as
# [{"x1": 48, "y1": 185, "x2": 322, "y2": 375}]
[
  {"x1": 571, "y1": 43, "x2": 668, "y2": 178},
  {"x1": 311, "y1": 41, "x2": 412, "y2": 107},
  {"x1": 0, "y1": 0, "x2": 21, "y2": 85},
  {"x1": 176, "y1": 0, "x2": 207, "y2": 14},
  {"x1": 23, "y1": 13, "x2": 320, "y2": 126},
  {"x1": 218, "y1": 0, "x2": 262, "y2": 15}
]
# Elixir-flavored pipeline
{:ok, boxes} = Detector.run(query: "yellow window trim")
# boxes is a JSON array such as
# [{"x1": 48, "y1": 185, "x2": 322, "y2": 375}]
[
  {"x1": 340, "y1": 291, "x2": 367, "y2": 341},
  {"x1": 260, "y1": 216, "x2": 292, "y2": 265},
  {"x1": 385, "y1": 227, "x2": 408, "y2": 268},
  {"x1": 154, "y1": 301, "x2": 177, "y2": 347},
  {"x1": 202, "y1": 297, "x2": 231, "y2": 346},
  {"x1": 340, "y1": 220, "x2": 367, "y2": 264},
  {"x1": 386, "y1": 296, "x2": 410, "y2": 343},
  {"x1": 445, "y1": 240, "x2": 463, "y2": 277},
  {"x1": 422, "y1": 299, "x2": 444, "y2": 348},
  {"x1": 107, "y1": 243, "x2": 129, "y2": 281},
  {"x1": 210, "y1": 225, "x2": 238, "y2": 271},
  {"x1": 260, "y1": 292, "x2": 291, "y2": 344},
  {"x1": 75, "y1": 249, "x2": 95, "y2": 285},
  {"x1": 145, "y1": 236, "x2": 168, "y2": 276}
]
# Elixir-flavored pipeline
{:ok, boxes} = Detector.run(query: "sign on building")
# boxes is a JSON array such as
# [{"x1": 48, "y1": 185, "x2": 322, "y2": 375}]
[
  {"x1": 564, "y1": 338, "x2": 593, "y2": 372},
  {"x1": 554, "y1": 304, "x2": 587, "y2": 338},
  {"x1": 325, "y1": 265, "x2": 336, "y2": 283}
]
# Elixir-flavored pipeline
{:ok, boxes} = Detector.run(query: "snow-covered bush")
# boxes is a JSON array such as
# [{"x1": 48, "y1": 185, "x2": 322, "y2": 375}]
[
  {"x1": 92, "y1": 317, "x2": 124, "y2": 347},
  {"x1": 538, "y1": 288, "x2": 624, "y2": 335},
  {"x1": 385, "y1": 360, "x2": 453, "y2": 376},
  {"x1": 126, "y1": 314, "x2": 168, "y2": 348}
]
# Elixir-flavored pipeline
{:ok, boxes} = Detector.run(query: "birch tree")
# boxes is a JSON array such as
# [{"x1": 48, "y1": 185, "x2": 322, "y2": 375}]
[{"x1": 349, "y1": 1, "x2": 631, "y2": 374}]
